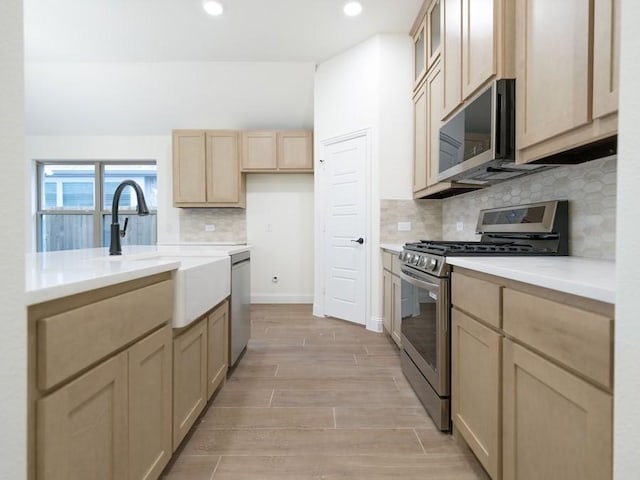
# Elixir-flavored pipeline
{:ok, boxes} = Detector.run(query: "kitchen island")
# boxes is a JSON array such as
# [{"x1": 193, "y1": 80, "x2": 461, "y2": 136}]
[{"x1": 25, "y1": 245, "x2": 248, "y2": 480}]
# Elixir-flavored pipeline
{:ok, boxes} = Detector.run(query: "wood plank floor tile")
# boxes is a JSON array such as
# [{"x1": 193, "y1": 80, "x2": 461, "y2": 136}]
[
  {"x1": 334, "y1": 407, "x2": 433, "y2": 429},
  {"x1": 183, "y1": 428, "x2": 424, "y2": 456},
  {"x1": 275, "y1": 364, "x2": 403, "y2": 378},
  {"x1": 161, "y1": 455, "x2": 219, "y2": 480},
  {"x1": 223, "y1": 376, "x2": 399, "y2": 392},
  {"x1": 210, "y1": 389, "x2": 274, "y2": 407},
  {"x1": 271, "y1": 389, "x2": 421, "y2": 408},
  {"x1": 228, "y1": 364, "x2": 278, "y2": 378},
  {"x1": 200, "y1": 407, "x2": 334, "y2": 429},
  {"x1": 212, "y1": 455, "x2": 489, "y2": 480}
]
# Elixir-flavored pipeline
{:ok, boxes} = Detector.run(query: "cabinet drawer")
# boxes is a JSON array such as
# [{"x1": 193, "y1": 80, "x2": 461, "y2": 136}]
[
  {"x1": 382, "y1": 251, "x2": 393, "y2": 271},
  {"x1": 451, "y1": 271, "x2": 501, "y2": 328},
  {"x1": 503, "y1": 288, "x2": 613, "y2": 389},
  {"x1": 37, "y1": 279, "x2": 174, "y2": 391}
]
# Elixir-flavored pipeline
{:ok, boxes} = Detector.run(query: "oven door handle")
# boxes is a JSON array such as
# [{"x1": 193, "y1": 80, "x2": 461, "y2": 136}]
[{"x1": 398, "y1": 269, "x2": 441, "y2": 293}]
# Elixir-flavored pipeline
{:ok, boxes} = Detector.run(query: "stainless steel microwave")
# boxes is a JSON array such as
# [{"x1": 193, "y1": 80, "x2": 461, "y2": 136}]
[{"x1": 438, "y1": 79, "x2": 542, "y2": 184}]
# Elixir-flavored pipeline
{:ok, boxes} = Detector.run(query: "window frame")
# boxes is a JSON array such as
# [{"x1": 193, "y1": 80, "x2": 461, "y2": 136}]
[{"x1": 36, "y1": 160, "x2": 158, "y2": 251}]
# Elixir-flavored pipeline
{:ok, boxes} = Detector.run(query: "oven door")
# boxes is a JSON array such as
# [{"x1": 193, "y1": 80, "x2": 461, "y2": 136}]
[{"x1": 399, "y1": 267, "x2": 450, "y2": 396}]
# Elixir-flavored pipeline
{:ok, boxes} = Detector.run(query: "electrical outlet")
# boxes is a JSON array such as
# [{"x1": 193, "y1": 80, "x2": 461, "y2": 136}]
[
  {"x1": 205, "y1": 224, "x2": 216, "y2": 232},
  {"x1": 456, "y1": 222, "x2": 464, "y2": 232},
  {"x1": 397, "y1": 221, "x2": 411, "y2": 232}
]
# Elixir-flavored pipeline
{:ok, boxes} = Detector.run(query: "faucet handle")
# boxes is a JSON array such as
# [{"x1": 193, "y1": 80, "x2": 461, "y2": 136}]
[{"x1": 120, "y1": 217, "x2": 129, "y2": 238}]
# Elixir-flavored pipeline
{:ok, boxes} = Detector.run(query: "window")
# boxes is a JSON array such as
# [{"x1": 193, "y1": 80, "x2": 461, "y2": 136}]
[{"x1": 36, "y1": 161, "x2": 158, "y2": 252}]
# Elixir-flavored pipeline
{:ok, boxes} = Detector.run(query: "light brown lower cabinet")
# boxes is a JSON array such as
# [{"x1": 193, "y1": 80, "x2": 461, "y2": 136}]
[
  {"x1": 502, "y1": 339, "x2": 613, "y2": 480},
  {"x1": 37, "y1": 325, "x2": 174, "y2": 480},
  {"x1": 382, "y1": 269, "x2": 392, "y2": 333},
  {"x1": 451, "y1": 267, "x2": 614, "y2": 480},
  {"x1": 391, "y1": 274, "x2": 402, "y2": 347},
  {"x1": 382, "y1": 250, "x2": 402, "y2": 348},
  {"x1": 129, "y1": 325, "x2": 173, "y2": 480},
  {"x1": 452, "y1": 308, "x2": 502, "y2": 480},
  {"x1": 173, "y1": 318, "x2": 208, "y2": 451},
  {"x1": 37, "y1": 352, "x2": 130, "y2": 480},
  {"x1": 207, "y1": 300, "x2": 229, "y2": 399}
]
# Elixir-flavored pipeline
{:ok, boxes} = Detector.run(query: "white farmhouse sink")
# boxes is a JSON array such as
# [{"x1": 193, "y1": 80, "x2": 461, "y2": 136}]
[
  {"x1": 159, "y1": 255, "x2": 230, "y2": 328},
  {"x1": 97, "y1": 253, "x2": 230, "y2": 328}
]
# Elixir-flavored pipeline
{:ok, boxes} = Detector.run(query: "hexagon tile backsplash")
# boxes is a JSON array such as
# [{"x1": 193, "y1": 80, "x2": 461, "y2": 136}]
[
  {"x1": 381, "y1": 156, "x2": 617, "y2": 259},
  {"x1": 179, "y1": 208, "x2": 247, "y2": 244}
]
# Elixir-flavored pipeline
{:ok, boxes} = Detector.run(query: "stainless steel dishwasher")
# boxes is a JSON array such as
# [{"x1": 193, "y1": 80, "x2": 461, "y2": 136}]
[{"x1": 230, "y1": 251, "x2": 251, "y2": 367}]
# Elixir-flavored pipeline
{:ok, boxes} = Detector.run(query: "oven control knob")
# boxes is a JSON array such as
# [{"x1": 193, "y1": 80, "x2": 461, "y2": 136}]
[
  {"x1": 431, "y1": 259, "x2": 438, "y2": 270},
  {"x1": 418, "y1": 256, "x2": 428, "y2": 268},
  {"x1": 413, "y1": 255, "x2": 421, "y2": 266},
  {"x1": 399, "y1": 252, "x2": 405, "y2": 262}
]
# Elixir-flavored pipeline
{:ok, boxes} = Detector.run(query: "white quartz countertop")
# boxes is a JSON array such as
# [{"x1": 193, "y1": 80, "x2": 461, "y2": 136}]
[
  {"x1": 26, "y1": 244, "x2": 249, "y2": 306},
  {"x1": 447, "y1": 256, "x2": 616, "y2": 304},
  {"x1": 380, "y1": 244, "x2": 404, "y2": 254}
]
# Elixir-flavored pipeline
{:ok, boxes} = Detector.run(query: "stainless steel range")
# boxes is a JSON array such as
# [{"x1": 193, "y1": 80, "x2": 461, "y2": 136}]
[{"x1": 398, "y1": 200, "x2": 569, "y2": 431}]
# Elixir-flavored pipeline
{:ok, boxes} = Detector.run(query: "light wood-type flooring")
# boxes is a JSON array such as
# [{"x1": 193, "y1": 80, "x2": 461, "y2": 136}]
[{"x1": 162, "y1": 304, "x2": 489, "y2": 480}]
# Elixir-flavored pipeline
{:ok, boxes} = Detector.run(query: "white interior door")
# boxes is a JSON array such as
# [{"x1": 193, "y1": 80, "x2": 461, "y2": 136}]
[{"x1": 323, "y1": 134, "x2": 367, "y2": 325}]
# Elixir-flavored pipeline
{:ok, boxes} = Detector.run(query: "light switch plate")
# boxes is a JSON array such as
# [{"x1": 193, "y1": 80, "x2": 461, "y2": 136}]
[
  {"x1": 205, "y1": 224, "x2": 216, "y2": 232},
  {"x1": 397, "y1": 221, "x2": 411, "y2": 232},
  {"x1": 456, "y1": 222, "x2": 464, "y2": 232}
]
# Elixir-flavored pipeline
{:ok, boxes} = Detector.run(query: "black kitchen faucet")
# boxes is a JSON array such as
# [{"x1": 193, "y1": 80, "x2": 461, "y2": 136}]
[{"x1": 109, "y1": 179, "x2": 149, "y2": 255}]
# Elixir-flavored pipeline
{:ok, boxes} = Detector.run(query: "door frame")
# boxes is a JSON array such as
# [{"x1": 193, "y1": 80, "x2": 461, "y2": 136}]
[{"x1": 316, "y1": 128, "x2": 373, "y2": 330}]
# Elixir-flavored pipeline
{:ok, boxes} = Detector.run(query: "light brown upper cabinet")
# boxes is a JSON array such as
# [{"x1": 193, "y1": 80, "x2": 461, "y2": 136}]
[
  {"x1": 413, "y1": 59, "x2": 444, "y2": 195},
  {"x1": 241, "y1": 130, "x2": 313, "y2": 172},
  {"x1": 172, "y1": 129, "x2": 245, "y2": 208},
  {"x1": 412, "y1": 0, "x2": 442, "y2": 91},
  {"x1": 515, "y1": 0, "x2": 619, "y2": 164},
  {"x1": 442, "y1": 0, "x2": 515, "y2": 119},
  {"x1": 413, "y1": 18, "x2": 428, "y2": 89}
]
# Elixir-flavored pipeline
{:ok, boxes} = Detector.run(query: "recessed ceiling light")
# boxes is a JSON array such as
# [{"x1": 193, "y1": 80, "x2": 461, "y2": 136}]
[
  {"x1": 343, "y1": 1, "x2": 363, "y2": 17},
  {"x1": 203, "y1": 0, "x2": 224, "y2": 16}
]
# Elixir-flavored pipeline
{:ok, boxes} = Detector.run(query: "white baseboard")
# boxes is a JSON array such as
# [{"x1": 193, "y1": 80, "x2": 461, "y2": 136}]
[
  {"x1": 367, "y1": 316, "x2": 384, "y2": 333},
  {"x1": 312, "y1": 302, "x2": 324, "y2": 318},
  {"x1": 251, "y1": 294, "x2": 314, "y2": 304}
]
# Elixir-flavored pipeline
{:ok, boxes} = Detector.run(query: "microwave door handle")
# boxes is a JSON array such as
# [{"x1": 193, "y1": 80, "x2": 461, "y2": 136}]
[{"x1": 495, "y1": 85, "x2": 504, "y2": 158}]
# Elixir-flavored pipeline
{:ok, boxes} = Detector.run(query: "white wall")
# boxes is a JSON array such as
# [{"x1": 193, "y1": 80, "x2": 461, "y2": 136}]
[
  {"x1": 614, "y1": 0, "x2": 640, "y2": 476},
  {"x1": 313, "y1": 34, "x2": 412, "y2": 330},
  {"x1": 0, "y1": 1, "x2": 26, "y2": 478},
  {"x1": 246, "y1": 174, "x2": 314, "y2": 303},
  {"x1": 25, "y1": 62, "x2": 315, "y2": 134}
]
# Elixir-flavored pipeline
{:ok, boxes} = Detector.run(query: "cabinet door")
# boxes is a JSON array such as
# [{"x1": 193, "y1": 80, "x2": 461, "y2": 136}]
[
  {"x1": 503, "y1": 339, "x2": 613, "y2": 480},
  {"x1": 173, "y1": 319, "x2": 208, "y2": 450},
  {"x1": 515, "y1": 0, "x2": 591, "y2": 150},
  {"x1": 452, "y1": 308, "x2": 501, "y2": 480},
  {"x1": 37, "y1": 352, "x2": 129, "y2": 480},
  {"x1": 426, "y1": 61, "x2": 444, "y2": 187},
  {"x1": 413, "y1": 17, "x2": 427, "y2": 89},
  {"x1": 207, "y1": 301, "x2": 229, "y2": 399},
  {"x1": 129, "y1": 326, "x2": 172, "y2": 480},
  {"x1": 277, "y1": 130, "x2": 313, "y2": 171},
  {"x1": 461, "y1": 0, "x2": 495, "y2": 99},
  {"x1": 442, "y1": 0, "x2": 462, "y2": 118},
  {"x1": 206, "y1": 130, "x2": 242, "y2": 204},
  {"x1": 382, "y1": 269, "x2": 392, "y2": 334},
  {"x1": 427, "y1": 0, "x2": 442, "y2": 70},
  {"x1": 391, "y1": 274, "x2": 402, "y2": 347},
  {"x1": 241, "y1": 131, "x2": 277, "y2": 170},
  {"x1": 172, "y1": 130, "x2": 207, "y2": 204},
  {"x1": 593, "y1": 0, "x2": 619, "y2": 119},
  {"x1": 413, "y1": 80, "x2": 428, "y2": 193}
]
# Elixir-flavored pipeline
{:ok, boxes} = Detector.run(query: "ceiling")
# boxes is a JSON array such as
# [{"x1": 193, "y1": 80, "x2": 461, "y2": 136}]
[{"x1": 24, "y1": 0, "x2": 423, "y2": 63}]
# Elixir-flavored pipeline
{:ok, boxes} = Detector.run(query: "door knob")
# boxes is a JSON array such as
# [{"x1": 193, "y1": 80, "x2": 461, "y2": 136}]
[{"x1": 350, "y1": 237, "x2": 364, "y2": 245}]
